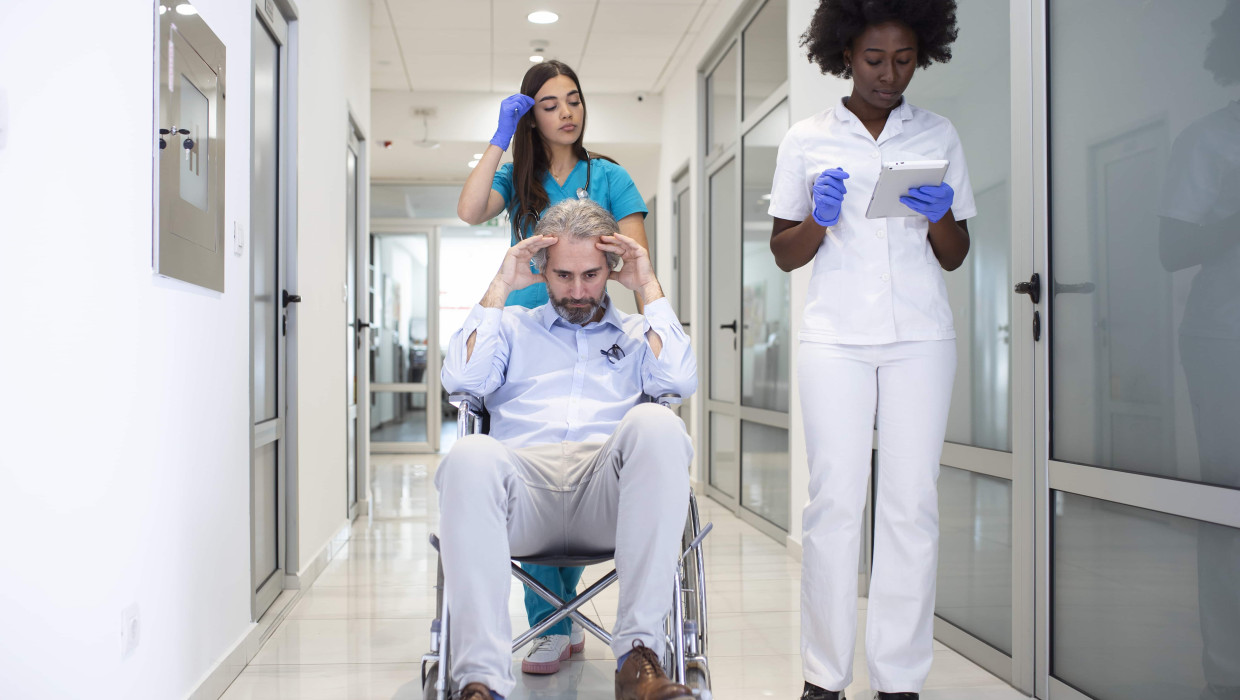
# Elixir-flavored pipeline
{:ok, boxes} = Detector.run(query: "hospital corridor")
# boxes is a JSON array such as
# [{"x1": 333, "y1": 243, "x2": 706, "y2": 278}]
[{"x1": 1, "y1": 0, "x2": 1238, "y2": 699}]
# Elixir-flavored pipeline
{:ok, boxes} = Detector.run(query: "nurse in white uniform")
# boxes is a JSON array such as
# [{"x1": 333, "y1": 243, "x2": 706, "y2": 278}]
[{"x1": 767, "y1": 2, "x2": 974, "y2": 699}]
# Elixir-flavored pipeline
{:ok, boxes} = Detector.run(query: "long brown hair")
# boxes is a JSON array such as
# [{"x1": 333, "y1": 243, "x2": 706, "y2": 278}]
[{"x1": 510, "y1": 60, "x2": 616, "y2": 240}]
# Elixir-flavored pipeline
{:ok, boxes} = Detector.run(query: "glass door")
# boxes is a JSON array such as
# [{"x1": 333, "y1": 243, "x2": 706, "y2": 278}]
[
  {"x1": 249, "y1": 4, "x2": 289, "y2": 621},
  {"x1": 1039, "y1": 1, "x2": 1240, "y2": 699},
  {"x1": 368, "y1": 229, "x2": 439, "y2": 454},
  {"x1": 346, "y1": 126, "x2": 363, "y2": 518}
]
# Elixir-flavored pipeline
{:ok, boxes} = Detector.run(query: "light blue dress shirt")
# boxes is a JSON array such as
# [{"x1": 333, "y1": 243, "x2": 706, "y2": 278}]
[{"x1": 441, "y1": 295, "x2": 696, "y2": 449}]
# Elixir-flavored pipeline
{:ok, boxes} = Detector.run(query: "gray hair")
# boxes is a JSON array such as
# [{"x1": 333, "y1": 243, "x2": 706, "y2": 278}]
[{"x1": 531, "y1": 198, "x2": 622, "y2": 273}]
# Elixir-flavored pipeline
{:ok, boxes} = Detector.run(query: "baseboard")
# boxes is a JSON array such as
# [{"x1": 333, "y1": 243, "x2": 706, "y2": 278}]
[
  {"x1": 186, "y1": 519, "x2": 353, "y2": 700},
  {"x1": 785, "y1": 534, "x2": 803, "y2": 561},
  {"x1": 286, "y1": 519, "x2": 351, "y2": 590},
  {"x1": 184, "y1": 589, "x2": 297, "y2": 700}
]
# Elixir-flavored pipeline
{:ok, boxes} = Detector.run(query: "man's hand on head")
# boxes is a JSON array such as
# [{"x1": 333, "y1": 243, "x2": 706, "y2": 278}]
[
  {"x1": 597, "y1": 232, "x2": 663, "y2": 304},
  {"x1": 482, "y1": 235, "x2": 558, "y2": 308}
]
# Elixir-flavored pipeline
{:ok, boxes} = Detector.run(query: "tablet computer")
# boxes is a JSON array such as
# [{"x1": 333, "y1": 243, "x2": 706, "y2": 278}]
[{"x1": 864, "y1": 159, "x2": 949, "y2": 219}]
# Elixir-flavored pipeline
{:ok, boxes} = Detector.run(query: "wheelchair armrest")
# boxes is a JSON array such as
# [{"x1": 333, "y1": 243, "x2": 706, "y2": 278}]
[
  {"x1": 449, "y1": 392, "x2": 485, "y2": 415},
  {"x1": 450, "y1": 391, "x2": 489, "y2": 436}
]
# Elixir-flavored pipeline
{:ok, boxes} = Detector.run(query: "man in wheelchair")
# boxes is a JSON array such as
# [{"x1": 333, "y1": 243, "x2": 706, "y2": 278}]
[{"x1": 438, "y1": 198, "x2": 698, "y2": 700}]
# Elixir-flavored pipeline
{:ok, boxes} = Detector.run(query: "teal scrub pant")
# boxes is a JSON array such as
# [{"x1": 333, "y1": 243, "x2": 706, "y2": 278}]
[{"x1": 522, "y1": 563, "x2": 584, "y2": 637}]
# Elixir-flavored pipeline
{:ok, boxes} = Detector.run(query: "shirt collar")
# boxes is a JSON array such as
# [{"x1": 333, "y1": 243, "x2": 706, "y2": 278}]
[
  {"x1": 832, "y1": 97, "x2": 915, "y2": 139},
  {"x1": 538, "y1": 293, "x2": 622, "y2": 331}
]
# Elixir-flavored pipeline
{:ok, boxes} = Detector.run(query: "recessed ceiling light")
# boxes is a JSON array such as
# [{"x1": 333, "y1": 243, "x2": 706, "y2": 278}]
[
  {"x1": 529, "y1": 55, "x2": 544, "y2": 63},
  {"x1": 473, "y1": 153, "x2": 483, "y2": 159},
  {"x1": 158, "y1": 5, "x2": 168, "y2": 14},
  {"x1": 527, "y1": 10, "x2": 558, "y2": 24},
  {"x1": 468, "y1": 159, "x2": 480, "y2": 168},
  {"x1": 174, "y1": 3, "x2": 198, "y2": 16}
]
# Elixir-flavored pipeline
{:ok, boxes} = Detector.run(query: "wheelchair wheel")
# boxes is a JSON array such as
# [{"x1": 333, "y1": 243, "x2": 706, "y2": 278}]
[
  {"x1": 422, "y1": 661, "x2": 440, "y2": 700},
  {"x1": 681, "y1": 497, "x2": 709, "y2": 656},
  {"x1": 686, "y1": 660, "x2": 712, "y2": 698}
]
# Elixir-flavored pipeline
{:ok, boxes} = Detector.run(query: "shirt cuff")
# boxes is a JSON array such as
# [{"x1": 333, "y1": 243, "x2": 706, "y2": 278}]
[
  {"x1": 642, "y1": 296, "x2": 677, "y2": 322},
  {"x1": 463, "y1": 303, "x2": 502, "y2": 334}
]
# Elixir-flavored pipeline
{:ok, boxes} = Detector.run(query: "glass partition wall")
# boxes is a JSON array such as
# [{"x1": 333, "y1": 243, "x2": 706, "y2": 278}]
[
  {"x1": 1041, "y1": 1, "x2": 1240, "y2": 699},
  {"x1": 702, "y1": 0, "x2": 793, "y2": 540}
]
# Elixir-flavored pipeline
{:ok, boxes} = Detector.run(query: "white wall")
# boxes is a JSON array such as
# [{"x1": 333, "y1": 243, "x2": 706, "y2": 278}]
[
  {"x1": 0, "y1": 2, "x2": 250, "y2": 697},
  {"x1": 0, "y1": 0, "x2": 367, "y2": 697},
  {"x1": 293, "y1": 0, "x2": 371, "y2": 574}
]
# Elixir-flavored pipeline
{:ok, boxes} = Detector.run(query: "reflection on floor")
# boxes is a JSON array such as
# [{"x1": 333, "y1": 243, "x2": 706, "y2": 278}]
[
  {"x1": 369, "y1": 409, "x2": 430, "y2": 443},
  {"x1": 220, "y1": 454, "x2": 1027, "y2": 700}
]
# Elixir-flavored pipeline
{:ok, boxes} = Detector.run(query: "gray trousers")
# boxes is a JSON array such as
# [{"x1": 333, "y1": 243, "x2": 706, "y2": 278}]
[{"x1": 434, "y1": 403, "x2": 692, "y2": 696}]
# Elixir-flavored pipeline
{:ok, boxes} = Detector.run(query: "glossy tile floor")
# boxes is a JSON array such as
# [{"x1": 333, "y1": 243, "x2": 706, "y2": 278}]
[{"x1": 221, "y1": 454, "x2": 1028, "y2": 700}]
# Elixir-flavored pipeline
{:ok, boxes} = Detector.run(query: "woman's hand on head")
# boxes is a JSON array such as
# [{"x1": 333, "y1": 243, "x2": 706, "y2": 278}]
[{"x1": 491, "y1": 94, "x2": 536, "y2": 150}]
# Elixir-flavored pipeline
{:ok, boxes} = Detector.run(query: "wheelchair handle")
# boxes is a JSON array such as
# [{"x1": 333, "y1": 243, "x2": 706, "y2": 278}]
[
  {"x1": 680, "y1": 521, "x2": 713, "y2": 561},
  {"x1": 655, "y1": 393, "x2": 683, "y2": 407}
]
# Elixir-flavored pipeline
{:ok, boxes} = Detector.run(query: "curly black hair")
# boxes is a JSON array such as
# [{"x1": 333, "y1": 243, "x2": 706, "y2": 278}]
[{"x1": 800, "y1": 0, "x2": 959, "y2": 77}]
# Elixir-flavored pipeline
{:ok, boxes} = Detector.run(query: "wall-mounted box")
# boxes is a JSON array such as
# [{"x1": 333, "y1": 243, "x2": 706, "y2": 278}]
[{"x1": 153, "y1": 2, "x2": 226, "y2": 292}]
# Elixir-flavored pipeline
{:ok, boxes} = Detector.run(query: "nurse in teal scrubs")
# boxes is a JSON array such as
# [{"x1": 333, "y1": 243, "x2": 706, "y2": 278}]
[{"x1": 455, "y1": 59, "x2": 650, "y2": 675}]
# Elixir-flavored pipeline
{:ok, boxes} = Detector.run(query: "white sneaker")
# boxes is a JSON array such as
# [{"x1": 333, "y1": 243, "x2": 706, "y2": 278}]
[
  {"x1": 522, "y1": 634, "x2": 571, "y2": 674},
  {"x1": 570, "y1": 622, "x2": 585, "y2": 654}
]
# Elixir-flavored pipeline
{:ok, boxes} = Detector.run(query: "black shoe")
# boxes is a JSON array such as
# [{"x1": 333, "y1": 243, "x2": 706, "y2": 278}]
[
  {"x1": 875, "y1": 693, "x2": 918, "y2": 699},
  {"x1": 801, "y1": 682, "x2": 844, "y2": 700}
]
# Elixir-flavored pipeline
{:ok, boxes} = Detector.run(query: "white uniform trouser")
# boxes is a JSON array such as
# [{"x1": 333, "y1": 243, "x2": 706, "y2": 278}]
[
  {"x1": 798, "y1": 340, "x2": 956, "y2": 693},
  {"x1": 434, "y1": 403, "x2": 692, "y2": 697}
]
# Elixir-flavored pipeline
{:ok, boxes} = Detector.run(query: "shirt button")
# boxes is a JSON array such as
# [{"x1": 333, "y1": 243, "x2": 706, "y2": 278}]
[
  {"x1": 881, "y1": 273, "x2": 891, "y2": 282},
  {"x1": 877, "y1": 229, "x2": 886, "y2": 238},
  {"x1": 870, "y1": 151, "x2": 879, "y2": 159}
]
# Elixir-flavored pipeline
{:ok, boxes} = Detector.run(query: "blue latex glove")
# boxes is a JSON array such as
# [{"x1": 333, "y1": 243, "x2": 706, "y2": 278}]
[
  {"x1": 490, "y1": 94, "x2": 536, "y2": 150},
  {"x1": 811, "y1": 168, "x2": 850, "y2": 227},
  {"x1": 900, "y1": 182, "x2": 955, "y2": 223}
]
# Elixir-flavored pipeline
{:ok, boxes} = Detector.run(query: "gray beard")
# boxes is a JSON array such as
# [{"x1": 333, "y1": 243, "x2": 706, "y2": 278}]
[{"x1": 551, "y1": 296, "x2": 602, "y2": 325}]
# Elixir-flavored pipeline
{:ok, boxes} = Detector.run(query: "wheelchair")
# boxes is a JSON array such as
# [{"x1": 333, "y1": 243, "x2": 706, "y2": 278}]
[{"x1": 421, "y1": 392, "x2": 714, "y2": 699}]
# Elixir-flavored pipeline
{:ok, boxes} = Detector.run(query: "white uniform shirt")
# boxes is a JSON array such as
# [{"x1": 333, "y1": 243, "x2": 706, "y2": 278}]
[{"x1": 768, "y1": 99, "x2": 977, "y2": 345}]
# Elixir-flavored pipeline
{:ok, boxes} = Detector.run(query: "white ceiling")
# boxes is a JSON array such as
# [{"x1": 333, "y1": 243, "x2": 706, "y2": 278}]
[{"x1": 371, "y1": 0, "x2": 721, "y2": 95}]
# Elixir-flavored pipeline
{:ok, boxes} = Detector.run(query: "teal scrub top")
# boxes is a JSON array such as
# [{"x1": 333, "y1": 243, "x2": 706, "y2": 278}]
[{"x1": 492, "y1": 158, "x2": 648, "y2": 308}]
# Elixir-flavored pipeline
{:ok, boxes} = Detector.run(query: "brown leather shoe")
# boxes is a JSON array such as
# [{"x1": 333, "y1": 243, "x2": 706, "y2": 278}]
[
  {"x1": 614, "y1": 641, "x2": 693, "y2": 700},
  {"x1": 458, "y1": 682, "x2": 492, "y2": 700}
]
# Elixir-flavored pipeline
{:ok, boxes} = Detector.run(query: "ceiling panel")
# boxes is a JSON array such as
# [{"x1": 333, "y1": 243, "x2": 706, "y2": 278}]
[
  {"x1": 406, "y1": 53, "x2": 494, "y2": 91},
  {"x1": 394, "y1": 28, "x2": 490, "y2": 55},
  {"x1": 489, "y1": 2, "x2": 596, "y2": 56},
  {"x1": 590, "y1": 2, "x2": 700, "y2": 34},
  {"x1": 386, "y1": 0, "x2": 492, "y2": 30},
  {"x1": 578, "y1": 31, "x2": 680, "y2": 59}
]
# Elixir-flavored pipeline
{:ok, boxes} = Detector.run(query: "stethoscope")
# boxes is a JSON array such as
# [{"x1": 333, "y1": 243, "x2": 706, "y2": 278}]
[
  {"x1": 519, "y1": 150, "x2": 593, "y2": 240},
  {"x1": 575, "y1": 149, "x2": 593, "y2": 200}
]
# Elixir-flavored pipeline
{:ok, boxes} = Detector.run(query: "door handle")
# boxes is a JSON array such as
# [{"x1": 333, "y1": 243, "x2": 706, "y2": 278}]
[
  {"x1": 1054, "y1": 281, "x2": 1095, "y2": 295},
  {"x1": 1014, "y1": 273, "x2": 1041, "y2": 304},
  {"x1": 354, "y1": 319, "x2": 370, "y2": 333},
  {"x1": 282, "y1": 290, "x2": 302, "y2": 308},
  {"x1": 719, "y1": 320, "x2": 738, "y2": 332}
]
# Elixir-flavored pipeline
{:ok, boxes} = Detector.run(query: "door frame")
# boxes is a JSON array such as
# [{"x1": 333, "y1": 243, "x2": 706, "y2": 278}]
[
  {"x1": 249, "y1": 0, "x2": 298, "y2": 622},
  {"x1": 346, "y1": 115, "x2": 369, "y2": 518}
]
